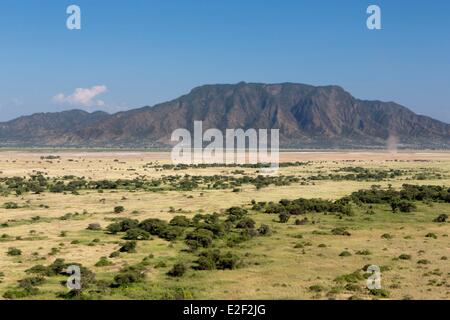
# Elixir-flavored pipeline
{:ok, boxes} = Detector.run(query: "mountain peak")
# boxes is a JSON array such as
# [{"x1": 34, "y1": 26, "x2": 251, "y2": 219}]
[{"x1": 0, "y1": 82, "x2": 449, "y2": 149}]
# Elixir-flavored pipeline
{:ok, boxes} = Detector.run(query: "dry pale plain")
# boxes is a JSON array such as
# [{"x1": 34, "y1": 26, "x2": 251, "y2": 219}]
[{"x1": 0, "y1": 150, "x2": 448, "y2": 300}]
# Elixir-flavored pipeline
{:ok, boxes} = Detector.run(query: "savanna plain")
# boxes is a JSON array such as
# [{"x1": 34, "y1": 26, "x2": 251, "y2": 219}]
[{"x1": 0, "y1": 151, "x2": 448, "y2": 300}]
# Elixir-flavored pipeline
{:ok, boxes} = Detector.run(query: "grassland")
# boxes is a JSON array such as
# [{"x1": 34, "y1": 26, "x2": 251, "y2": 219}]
[{"x1": 0, "y1": 150, "x2": 448, "y2": 300}]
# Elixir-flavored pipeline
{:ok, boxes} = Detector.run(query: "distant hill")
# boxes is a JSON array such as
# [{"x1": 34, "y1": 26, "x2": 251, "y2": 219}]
[{"x1": 1, "y1": 82, "x2": 449, "y2": 149}]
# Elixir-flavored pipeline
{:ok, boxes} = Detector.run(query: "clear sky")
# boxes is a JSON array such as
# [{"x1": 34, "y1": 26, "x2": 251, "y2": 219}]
[{"x1": 0, "y1": 0, "x2": 449, "y2": 122}]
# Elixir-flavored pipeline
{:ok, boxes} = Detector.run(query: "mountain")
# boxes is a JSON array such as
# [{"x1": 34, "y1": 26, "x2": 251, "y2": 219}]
[
  {"x1": 0, "y1": 110, "x2": 111, "y2": 147},
  {"x1": 1, "y1": 82, "x2": 449, "y2": 149}
]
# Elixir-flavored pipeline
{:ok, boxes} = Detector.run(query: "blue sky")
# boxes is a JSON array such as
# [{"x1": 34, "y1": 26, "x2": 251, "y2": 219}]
[{"x1": 0, "y1": 0, "x2": 449, "y2": 122}]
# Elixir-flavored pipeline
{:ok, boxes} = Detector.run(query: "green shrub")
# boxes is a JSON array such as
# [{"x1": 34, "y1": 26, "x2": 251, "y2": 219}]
[
  {"x1": 139, "y1": 218, "x2": 168, "y2": 235},
  {"x1": 433, "y1": 214, "x2": 448, "y2": 223},
  {"x1": 195, "y1": 256, "x2": 216, "y2": 270},
  {"x1": 332, "y1": 228, "x2": 351, "y2": 236},
  {"x1": 185, "y1": 229, "x2": 214, "y2": 249},
  {"x1": 225, "y1": 207, "x2": 248, "y2": 222},
  {"x1": 113, "y1": 271, "x2": 143, "y2": 286},
  {"x1": 194, "y1": 249, "x2": 240, "y2": 270},
  {"x1": 295, "y1": 218, "x2": 308, "y2": 225},
  {"x1": 18, "y1": 276, "x2": 45, "y2": 287},
  {"x1": 309, "y1": 285, "x2": 325, "y2": 293},
  {"x1": 95, "y1": 257, "x2": 113, "y2": 267},
  {"x1": 167, "y1": 263, "x2": 187, "y2": 277},
  {"x1": 398, "y1": 254, "x2": 411, "y2": 260},
  {"x1": 236, "y1": 218, "x2": 256, "y2": 229},
  {"x1": 339, "y1": 251, "x2": 352, "y2": 257},
  {"x1": 123, "y1": 228, "x2": 151, "y2": 240},
  {"x1": 109, "y1": 251, "x2": 120, "y2": 258},
  {"x1": 159, "y1": 226, "x2": 184, "y2": 241},
  {"x1": 369, "y1": 288, "x2": 390, "y2": 298},
  {"x1": 334, "y1": 271, "x2": 364, "y2": 284},
  {"x1": 391, "y1": 200, "x2": 416, "y2": 213},
  {"x1": 169, "y1": 216, "x2": 191, "y2": 227},
  {"x1": 86, "y1": 223, "x2": 101, "y2": 231},
  {"x1": 4, "y1": 202, "x2": 19, "y2": 209},
  {"x1": 106, "y1": 223, "x2": 122, "y2": 234},
  {"x1": 114, "y1": 206, "x2": 125, "y2": 213},
  {"x1": 345, "y1": 284, "x2": 361, "y2": 292},
  {"x1": 216, "y1": 252, "x2": 240, "y2": 270},
  {"x1": 417, "y1": 259, "x2": 431, "y2": 265},
  {"x1": 25, "y1": 264, "x2": 48, "y2": 275},
  {"x1": 355, "y1": 250, "x2": 372, "y2": 256},
  {"x1": 113, "y1": 264, "x2": 146, "y2": 287},
  {"x1": 106, "y1": 219, "x2": 141, "y2": 234},
  {"x1": 7, "y1": 247, "x2": 22, "y2": 256},
  {"x1": 278, "y1": 213, "x2": 290, "y2": 223},
  {"x1": 3, "y1": 284, "x2": 40, "y2": 299},
  {"x1": 119, "y1": 241, "x2": 137, "y2": 253},
  {"x1": 257, "y1": 224, "x2": 272, "y2": 236}
]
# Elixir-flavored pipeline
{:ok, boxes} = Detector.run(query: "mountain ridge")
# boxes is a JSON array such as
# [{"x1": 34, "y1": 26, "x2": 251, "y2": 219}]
[{"x1": 1, "y1": 82, "x2": 449, "y2": 149}]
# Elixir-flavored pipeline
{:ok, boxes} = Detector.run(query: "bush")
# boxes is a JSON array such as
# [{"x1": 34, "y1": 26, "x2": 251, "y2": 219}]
[
  {"x1": 309, "y1": 285, "x2": 325, "y2": 293},
  {"x1": 119, "y1": 241, "x2": 137, "y2": 253},
  {"x1": 195, "y1": 250, "x2": 240, "y2": 270},
  {"x1": 25, "y1": 264, "x2": 48, "y2": 275},
  {"x1": 391, "y1": 200, "x2": 416, "y2": 213},
  {"x1": 113, "y1": 264, "x2": 146, "y2": 287},
  {"x1": 331, "y1": 228, "x2": 351, "y2": 236},
  {"x1": 236, "y1": 218, "x2": 255, "y2": 229},
  {"x1": 295, "y1": 218, "x2": 308, "y2": 225},
  {"x1": 185, "y1": 229, "x2": 214, "y2": 249},
  {"x1": 114, "y1": 206, "x2": 125, "y2": 213},
  {"x1": 369, "y1": 288, "x2": 390, "y2": 298},
  {"x1": 86, "y1": 223, "x2": 101, "y2": 231},
  {"x1": 278, "y1": 213, "x2": 290, "y2": 223},
  {"x1": 167, "y1": 263, "x2": 187, "y2": 277},
  {"x1": 425, "y1": 233, "x2": 437, "y2": 239},
  {"x1": 169, "y1": 216, "x2": 191, "y2": 227},
  {"x1": 138, "y1": 218, "x2": 168, "y2": 236},
  {"x1": 109, "y1": 251, "x2": 120, "y2": 258},
  {"x1": 24, "y1": 259, "x2": 96, "y2": 290},
  {"x1": 3, "y1": 281, "x2": 40, "y2": 299},
  {"x1": 225, "y1": 207, "x2": 248, "y2": 222},
  {"x1": 106, "y1": 219, "x2": 140, "y2": 234},
  {"x1": 196, "y1": 221, "x2": 226, "y2": 237},
  {"x1": 118, "y1": 219, "x2": 139, "y2": 231},
  {"x1": 257, "y1": 224, "x2": 272, "y2": 236},
  {"x1": 339, "y1": 251, "x2": 352, "y2": 257},
  {"x1": 159, "y1": 226, "x2": 184, "y2": 241},
  {"x1": 334, "y1": 271, "x2": 364, "y2": 284},
  {"x1": 18, "y1": 276, "x2": 45, "y2": 288},
  {"x1": 4, "y1": 202, "x2": 19, "y2": 209},
  {"x1": 106, "y1": 223, "x2": 122, "y2": 234},
  {"x1": 398, "y1": 254, "x2": 411, "y2": 260},
  {"x1": 417, "y1": 259, "x2": 431, "y2": 265},
  {"x1": 113, "y1": 271, "x2": 143, "y2": 286},
  {"x1": 95, "y1": 257, "x2": 113, "y2": 267},
  {"x1": 355, "y1": 250, "x2": 371, "y2": 256},
  {"x1": 216, "y1": 252, "x2": 240, "y2": 270},
  {"x1": 7, "y1": 247, "x2": 22, "y2": 256},
  {"x1": 195, "y1": 256, "x2": 216, "y2": 270},
  {"x1": 123, "y1": 228, "x2": 151, "y2": 240},
  {"x1": 433, "y1": 214, "x2": 448, "y2": 223}
]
